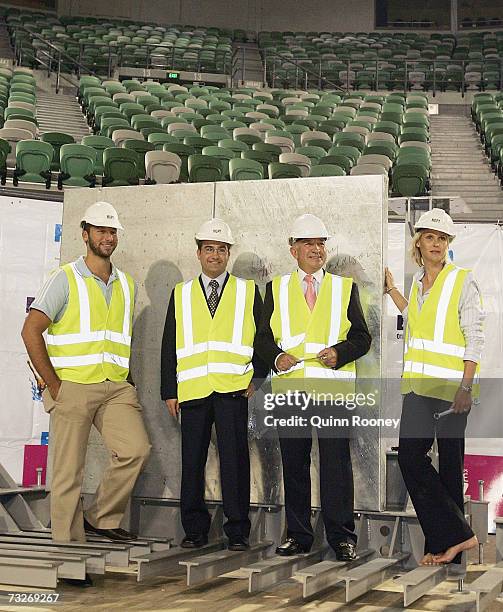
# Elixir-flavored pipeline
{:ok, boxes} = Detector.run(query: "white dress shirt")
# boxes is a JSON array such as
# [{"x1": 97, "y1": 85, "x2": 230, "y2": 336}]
[
  {"x1": 297, "y1": 268, "x2": 324, "y2": 296},
  {"x1": 201, "y1": 271, "x2": 228, "y2": 299}
]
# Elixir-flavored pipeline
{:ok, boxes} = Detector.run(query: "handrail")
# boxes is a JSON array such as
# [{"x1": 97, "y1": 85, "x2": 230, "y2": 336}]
[
  {"x1": 10, "y1": 24, "x2": 233, "y2": 78},
  {"x1": 262, "y1": 48, "x2": 346, "y2": 92},
  {"x1": 13, "y1": 24, "x2": 99, "y2": 80},
  {"x1": 25, "y1": 48, "x2": 81, "y2": 93}
]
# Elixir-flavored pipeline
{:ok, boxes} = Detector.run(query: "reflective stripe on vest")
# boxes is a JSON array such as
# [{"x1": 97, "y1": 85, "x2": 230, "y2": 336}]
[
  {"x1": 271, "y1": 272, "x2": 356, "y2": 388},
  {"x1": 46, "y1": 262, "x2": 134, "y2": 382},
  {"x1": 175, "y1": 275, "x2": 255, "y2": 402},
  {"x1": 402, "y1": 264, "x2": 480, "y2": 401}
]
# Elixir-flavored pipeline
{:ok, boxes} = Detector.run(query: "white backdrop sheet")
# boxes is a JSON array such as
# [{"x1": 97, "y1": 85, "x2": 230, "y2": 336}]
[{"x1": 0, "y1": 196, "x2": 62, "y2": 481}]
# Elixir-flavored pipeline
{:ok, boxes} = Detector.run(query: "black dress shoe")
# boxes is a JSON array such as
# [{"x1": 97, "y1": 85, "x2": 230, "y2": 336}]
[
  {"x1": 228, "y1": 536, "x2": 249, "y2": 551},
  {"x1": 61, "y1": 573, "x2": 93, "y2": 588},
  {"x1": 333, "y1": 541, "x2": 357, "y2": 561},
  {"x1": 84, "y1": 518, "x2": 136, "y2": 541},
  {"x1": 275, "y1": 537, "x2": 310, "y2": 556},
  {"x1": 180, "y1": 534, "x2": 208, "y2": 549}
]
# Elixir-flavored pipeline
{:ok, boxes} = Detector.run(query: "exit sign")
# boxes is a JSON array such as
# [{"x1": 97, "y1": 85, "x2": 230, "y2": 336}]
[{"x1": 168, "y1": 72, "x2": 179, "y2": 79}]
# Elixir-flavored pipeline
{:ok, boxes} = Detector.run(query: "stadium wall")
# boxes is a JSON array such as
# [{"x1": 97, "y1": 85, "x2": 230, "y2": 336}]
[{"x1": 57, "y1": 0, "x2": 375, "y2": 33}]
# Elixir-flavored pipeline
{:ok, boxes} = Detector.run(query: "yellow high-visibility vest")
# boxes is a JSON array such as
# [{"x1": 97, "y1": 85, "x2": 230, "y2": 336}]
[
  {"x1": 174, "y1": 275, "x2": 256, "y2": 403},
  {"x1": 402, "y1": 263, "x2": 480, "y2": 401},
  {"x1": 270, "y1": 272, "x2": 356, "y2": 395},
  {"x1": 47, "y1": 262, "x2": 134, "y2": 383}
]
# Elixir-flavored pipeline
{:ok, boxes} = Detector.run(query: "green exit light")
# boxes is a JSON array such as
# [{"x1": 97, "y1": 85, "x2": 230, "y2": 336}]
[{"x1": 168, "y1": 72, "x2": 179, "y2": 79}]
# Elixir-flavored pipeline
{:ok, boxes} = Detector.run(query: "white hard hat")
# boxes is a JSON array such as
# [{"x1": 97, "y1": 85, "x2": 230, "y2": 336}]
[
  {"x1": 81, "y1": 201, "x2": 124, "y2": 230},
  {"x1": 195, "y1": 218, "x2": 235, "y2": 245},
  {"x1": 414, "y1": 208, "x2": 456, "y2": 239},
  {"x1": 289, "y1": 213, "x2": 330, "y2": 243}
]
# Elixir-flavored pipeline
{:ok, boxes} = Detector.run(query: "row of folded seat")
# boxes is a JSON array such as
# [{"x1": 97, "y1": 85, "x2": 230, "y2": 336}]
[
  {"x1": 472, "y1": 92, "x2": 503, "y2": 185},
  {"x1": 73, "y1": 76, "x2": 431, "y2": 194}
]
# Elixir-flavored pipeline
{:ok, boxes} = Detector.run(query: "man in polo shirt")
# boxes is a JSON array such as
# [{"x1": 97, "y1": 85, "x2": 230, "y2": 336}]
[{"x1": 22, "y1": 201, "x2": 151, "y2": 554}]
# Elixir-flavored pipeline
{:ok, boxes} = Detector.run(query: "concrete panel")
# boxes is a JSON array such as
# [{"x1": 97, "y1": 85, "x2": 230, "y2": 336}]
[
  {"x1": 60, "y1": 177, "x2": 386, "y2": 511},
  {"x1": 61, "y1": 184, "x2": 215, "y2": 497},
  {"x1": 215, "y1": 176, "x2": 386, "y2": 510}
]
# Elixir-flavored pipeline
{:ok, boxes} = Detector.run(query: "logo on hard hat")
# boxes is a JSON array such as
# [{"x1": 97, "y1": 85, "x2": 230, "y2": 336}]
[
  {"x1": 432, "y1": 218, "x2": 440, "y2": 222},
  {"x1": 213, "y1": 229, "x2": 222, "y2": 233},
  {"x1": 107, "y1": 214, "x2": 113, "y2": 219}
]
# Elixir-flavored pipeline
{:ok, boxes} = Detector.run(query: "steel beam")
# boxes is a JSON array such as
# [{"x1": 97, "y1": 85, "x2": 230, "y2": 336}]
[
  {"x1": 0, "y1": 541, "x2": 106, "y2": 574},
  {"x1": 0, "y1": 556, "x2": 62, "y2": 589},
  {"x1": 339, "y1": 555, "x2": 408, "y2": 603},
  {"x1": 241, "y1": 548, "x2": 326, "y2": 593},
  {"x1": 294, "y1": 550, "x2": 374, "y2": 598},
  {"x1": 0, "y1": 535, "x2": 130, "y2": 567},
  {"x1": 180, "y1": 541, "x2": 272, "y2": 586},
  {"x1": 0, "y1": 548, "x2": 88, "y2": 580},
  {"x1": 134, "y1": 541, "x2": 225, "y2": 582},
  {"x1": 394, "y1": 565, "x2": 446, "y2": 607},
  {"x1": 470, "y1": 566, "x2": 503, "y2": 612}
]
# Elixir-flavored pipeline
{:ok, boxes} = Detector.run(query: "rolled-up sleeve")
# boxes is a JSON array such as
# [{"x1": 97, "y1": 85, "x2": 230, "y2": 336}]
[{"x1": 459, "y1": 272, "x2": 485, "y2": 364}]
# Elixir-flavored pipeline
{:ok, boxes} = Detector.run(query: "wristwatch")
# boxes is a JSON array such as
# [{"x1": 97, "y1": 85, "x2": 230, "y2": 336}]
[{"x1": 460, "y1": 384, "x2": 472, "y2": 392}]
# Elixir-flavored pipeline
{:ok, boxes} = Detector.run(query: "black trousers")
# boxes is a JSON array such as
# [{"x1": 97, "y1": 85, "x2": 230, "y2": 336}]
[
  {"x1": 277, "y1": 407, "x2": 356, "y2": 550},
  {"x1": 398, "y1": 392, "x2": 474, "y2": 563},
  {"x1": 180, "y1": 392, "x2": 251, "y2": 539}
]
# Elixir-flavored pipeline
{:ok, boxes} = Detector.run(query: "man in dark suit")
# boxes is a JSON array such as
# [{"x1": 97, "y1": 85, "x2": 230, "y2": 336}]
[
  {"x1": 161, "y1": 218, "x2": 267, "y2": 551},
  {"x1": 255, "y1": 213, "x2": 371, "y2": 561}
]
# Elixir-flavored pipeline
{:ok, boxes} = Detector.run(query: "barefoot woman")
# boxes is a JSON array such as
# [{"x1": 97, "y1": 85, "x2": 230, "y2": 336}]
[{"x1": 385, "y1": 209, "x2": 484, "y2": 565}]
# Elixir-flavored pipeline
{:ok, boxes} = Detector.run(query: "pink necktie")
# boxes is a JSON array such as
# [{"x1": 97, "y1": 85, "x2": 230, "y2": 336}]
[{"x1": 305, "y1": 274, "x2": 316, "y2": 311}]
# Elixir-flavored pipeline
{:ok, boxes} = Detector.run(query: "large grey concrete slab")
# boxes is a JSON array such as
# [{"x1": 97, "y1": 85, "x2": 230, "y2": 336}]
[{"x1": 60, "y1": 177, "x2": 387, "y2": 511}]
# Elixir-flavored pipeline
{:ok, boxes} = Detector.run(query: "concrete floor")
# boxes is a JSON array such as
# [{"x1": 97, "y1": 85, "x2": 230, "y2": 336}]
[{"x1": 0, "y1": 536, "x2": 500, "y2": 611}]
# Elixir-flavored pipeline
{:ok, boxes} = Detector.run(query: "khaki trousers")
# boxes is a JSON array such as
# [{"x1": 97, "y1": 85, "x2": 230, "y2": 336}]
[{"x1": 42, "y1": 380, "x2": 151, "y2": 542}]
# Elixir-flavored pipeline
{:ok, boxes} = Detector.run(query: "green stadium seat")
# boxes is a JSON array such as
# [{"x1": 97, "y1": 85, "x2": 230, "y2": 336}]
[
  {"x1": 202, "y1": 145, "x2": 234, "y2": 178},
  {"x1": 218, "y1": 138, "x2": 249, "y2": 158},
  {"x1": 58, "y1": 144, "x2": 97, "y2": 188},
  {"x1": 309, "y1": 163, "x2": 345, "y2": 177},
  {"x1": 392, "y1": 163, "x2": 429, "y2": 196},
  {"x1": 229, "y1": 157, "x2": 264, "y2": 181},
  {"x1": 163, "y1": 143, "x2": 196, "y2": 181},
  {"x1": 102, "y1": 147, "x2": 139, "y2": 187},
  {"x1": 13, "y1": 140, "x2": 53, "y2": 188},
  {"x1": 268, "y1": 162, "x2": 302, "y2": 179},
  {"x1": 188, "y1": 154, "x2": 222, "y2": 182},
  {"x1": 40, "y1": 132, "x2": 75, "y2": 171},
  {"x1": 81, "y1": 135, "x2": 113, "y2": 175},
  {"x1": 122, "y1": 139, "x2": 155, "y2": 178}
]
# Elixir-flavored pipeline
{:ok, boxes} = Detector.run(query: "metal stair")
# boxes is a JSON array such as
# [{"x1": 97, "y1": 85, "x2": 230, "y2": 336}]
[
  {"x1": 430, "y1": 114, "x2": 503, "y2": 222},
  {"x1": 35, "y1": 90, "x2": 89, "y2": 142},
  {"x1": 232, "y1": 42, "x2": 264, "y2": 86}
]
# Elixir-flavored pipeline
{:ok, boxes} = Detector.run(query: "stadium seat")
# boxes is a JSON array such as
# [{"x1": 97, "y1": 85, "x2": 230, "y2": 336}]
[
  {"x1": 202, "y1": 145, "x2": 234, "y2": 178},
  {"x1": 112, "y1": 129, "x2": 143, "y2": 147},
  {"x1": 102, "y1": 148, "x2": 139, "y2": 187},
  {"x1": 163, "y1": 143, "x2": 196, "y2": 182},
  {"x1": 309, "y1": 164, "x2": 345, "y2": 177},
  {"x1": 122, "y1": 140, "x2": 155, "y2": 178},
  {"x1": 188, "y1": 154, "x2": 222, "y2": 182},
  {"x1": 279, "y1": 152, "x2": 311, "y2": 177},
  {"x1": 40, "y1": 132, "x2": 75, "y2": 171},
  {"x1": 229, "y1": 158, "x2": 264, "y2": 181},
  {"x1": 4, "y1": 118, "x2": 38, "y2": 138},
  {"x1": 0, "y1": 127, "x2": 32, "y2": 167},
  {"x1": 145, "y1": 150, "x2": 181, "y2": 184},
  {"x1": 13, "y1": 140, "x2": 53, "y2": 188},
  {"x1": 58, "y1": 144, "x2": 97, "y2": 188},
  {"x1": 350, "y1": 164, "x2": 388, "y2": 176},
  {"x1": 392, "y1": 163, "x2": 429, "y2": 197},
  {"x1": 268, "y1": 162, "x2": 302, "y2": 179},
  {"x1": 147, "y1": 132, "x2": 179, "y2": 150},
  {"x1": 218, "y1": 138, "x2": 249, "y2": 158},
  {"x1": 81, "y1": 135, "x2": 113, "y2": 175}
]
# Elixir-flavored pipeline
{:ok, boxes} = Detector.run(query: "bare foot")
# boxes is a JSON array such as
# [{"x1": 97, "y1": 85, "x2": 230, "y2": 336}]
[
  {"x1": 420, "y1": 553, "x2": 442, "y2": 566},
  {"x1": 431, "y1": 536, "x2": 478, "y2": 564}
]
